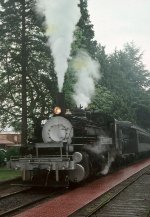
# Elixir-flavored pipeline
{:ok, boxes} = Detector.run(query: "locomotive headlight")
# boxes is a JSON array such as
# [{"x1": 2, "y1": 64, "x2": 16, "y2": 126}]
[
  {"x1": 53, "y1": 106, "x2": 61, "y2": 115},
  {"x1": 72, "y1": 152, "x2": 82, "y2": 163}
]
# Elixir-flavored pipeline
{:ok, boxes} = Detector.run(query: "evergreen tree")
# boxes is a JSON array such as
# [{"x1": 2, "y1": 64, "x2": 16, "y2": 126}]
[
  {"x1": 97, "y1": 42, "x2": 150, "y2": 128},
  {"x1": 0, "y1": 0, "x2": 57, "y2": 138},
  {"x1": 71, "y1": 0, "x2": 97, "y2": 58}
]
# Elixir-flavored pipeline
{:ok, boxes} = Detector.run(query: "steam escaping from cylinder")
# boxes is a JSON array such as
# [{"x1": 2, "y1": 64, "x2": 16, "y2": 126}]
[
  {"x1": 35, "y1": 0, "x2": 81, "y2": 92},
  {"x1": 100, "y1": 155, "x2": 114, "y2": 175},
  {"x1": 72, "y1": 50, "x2": 101, "y2": 108}
]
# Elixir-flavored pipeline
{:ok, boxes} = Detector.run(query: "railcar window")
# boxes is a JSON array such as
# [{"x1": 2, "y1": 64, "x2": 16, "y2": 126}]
[
  {"x1": 117, "y1": 126, "x2": 138, "y2": 153},
  {"x1": 121, "y1": 127, "x2": 130, "y2": 139}
]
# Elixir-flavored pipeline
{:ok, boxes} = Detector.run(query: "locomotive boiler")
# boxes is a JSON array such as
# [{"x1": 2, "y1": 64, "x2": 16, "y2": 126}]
[{"x1": 11, "y1": 93, "x2": 150, "y2": 186}]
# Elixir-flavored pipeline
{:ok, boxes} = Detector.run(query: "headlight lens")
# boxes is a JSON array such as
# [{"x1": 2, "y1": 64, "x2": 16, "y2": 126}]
[{"x1": 53, "y1": 106, "x2": 61, "y2": 115}]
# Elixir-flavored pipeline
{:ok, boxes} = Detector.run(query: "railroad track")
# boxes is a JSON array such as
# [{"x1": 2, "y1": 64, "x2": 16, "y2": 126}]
[
  {"x1": 0, "y1": 186, "x2": 61, "y2": 217},
  {"x1": 0, "y1": 186, "x2": 31, "y2": 200},
  {"x1": 70, "y1": 165, "x2": 150, "y2": 217}
]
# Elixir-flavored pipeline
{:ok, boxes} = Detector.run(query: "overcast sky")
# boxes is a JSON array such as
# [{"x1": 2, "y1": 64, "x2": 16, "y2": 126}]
[{"x1": 88, "y1": 0, "x2": 150, "y2": 71}]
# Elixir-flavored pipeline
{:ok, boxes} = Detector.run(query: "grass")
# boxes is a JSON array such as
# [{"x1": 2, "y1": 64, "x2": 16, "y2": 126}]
[{"x1": 0, "y1": 167, "x2": 21, "y2": 181}]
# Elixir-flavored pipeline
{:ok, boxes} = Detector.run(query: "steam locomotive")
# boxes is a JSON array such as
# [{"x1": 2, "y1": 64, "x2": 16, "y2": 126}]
[{"x1": 12, "y1": 93, "x2": 150, "y2": 186}]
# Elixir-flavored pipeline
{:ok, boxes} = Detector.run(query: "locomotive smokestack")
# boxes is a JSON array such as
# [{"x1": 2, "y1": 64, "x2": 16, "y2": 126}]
[{"x1": 55, "y1": 92, "x2": 66, "y2": 115}]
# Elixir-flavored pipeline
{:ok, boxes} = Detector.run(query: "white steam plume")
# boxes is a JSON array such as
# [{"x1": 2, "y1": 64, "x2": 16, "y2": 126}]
[
  {"x1": 72, "y1": 50, "x2": 101, "y2": 108},
  {"x1": 35, "y1": 0, "x2": 81, "y2": 92}
]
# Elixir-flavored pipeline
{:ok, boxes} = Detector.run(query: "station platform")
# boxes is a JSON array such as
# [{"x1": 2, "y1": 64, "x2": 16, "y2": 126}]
[{"x1": 15, "y1": 158, "x2": 150, "y2": 217}]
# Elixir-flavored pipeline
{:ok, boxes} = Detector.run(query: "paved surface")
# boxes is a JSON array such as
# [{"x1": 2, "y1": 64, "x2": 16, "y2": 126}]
[
  {"x1": 91, "y1": 168, "x2": 150, "y2": 217},
  {"x1": 14, "y1": 159, "x2": 150, "y2": 217},
  {"x1": 71, "y1": 165, "x2": 150, "y2": 217}
]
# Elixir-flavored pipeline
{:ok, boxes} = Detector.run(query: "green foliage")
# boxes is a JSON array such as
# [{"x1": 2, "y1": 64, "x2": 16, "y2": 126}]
[
  {"x1": 71, "y1": 0, "x2": 97, "y2": 58},
  {"x1": 94, "y1": 42, "x2": 150, "y2": 129},
  {"x1": 0, "y1": 0, "x2": 57, "y2": 132},
  {"x1": 0, "y1": 150, "x2": 6, "y2": 165},
  {"x1": 63, "y1": 66, "x2": 76, "y2": 109},
  {"x1": 6, "y1": 147, "x2": 20, "y2": 161},
  {"x1": 89, "y1": 85, "x2": 114, "y2": 114},
  {"x1": 77, "y1": 0, "x2": 97, "y2": 57}
]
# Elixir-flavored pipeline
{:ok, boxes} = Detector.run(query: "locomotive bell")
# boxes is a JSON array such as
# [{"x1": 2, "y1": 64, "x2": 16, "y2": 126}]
[{"x1": 42, "y1": 116, "x2": 73, "y2": 143}]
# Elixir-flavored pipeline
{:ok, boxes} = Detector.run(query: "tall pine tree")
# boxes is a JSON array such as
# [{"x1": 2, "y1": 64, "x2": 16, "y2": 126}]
[
  {"x1": 71, "y1": 0, "x2": 97, "y2": 58},
  {"x1": 0, "y1": 0, "x2": 57, "y2": 140}
]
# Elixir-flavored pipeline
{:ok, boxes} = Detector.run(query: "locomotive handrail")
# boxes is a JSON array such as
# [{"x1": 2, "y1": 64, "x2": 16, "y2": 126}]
[
  {"x1": 10, "y1": 155, "x2": 72, "y2": 161},
  {"x1": 19, "y1": 158, "x2": 71, "y2": 162}
]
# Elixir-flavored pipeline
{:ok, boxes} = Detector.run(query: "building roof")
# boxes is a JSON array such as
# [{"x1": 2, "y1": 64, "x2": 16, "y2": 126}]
[{"x1": 0, "y1": 132, "x2": 20, "y2": 134}]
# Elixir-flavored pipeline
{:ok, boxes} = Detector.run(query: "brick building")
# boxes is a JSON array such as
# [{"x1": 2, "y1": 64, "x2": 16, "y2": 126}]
[{"x1": 0, "y1": 132, "x2": 21, "y2": 149}]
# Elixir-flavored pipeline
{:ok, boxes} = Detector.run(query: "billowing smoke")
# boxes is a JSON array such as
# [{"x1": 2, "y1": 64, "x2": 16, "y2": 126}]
[
  {"x1": 72, "y1": 50, "x2": 101, "y2": 108},
  {"x1": 35, "y1": 0, "x2": 81, "y2": 92}
]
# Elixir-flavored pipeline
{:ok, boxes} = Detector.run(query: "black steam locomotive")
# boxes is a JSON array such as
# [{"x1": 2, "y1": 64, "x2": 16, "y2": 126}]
[{"x1": 11, "y1": 93, "x2": 150, "y2": 186}]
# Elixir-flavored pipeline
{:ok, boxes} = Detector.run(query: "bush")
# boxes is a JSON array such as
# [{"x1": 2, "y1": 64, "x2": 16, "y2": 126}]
[
  {"x1": 0, "y1": 149, "x2": 6, "y2": 166},
  {"x1": 6, "y1": 147, "x2": 20, "y2": 161}
]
